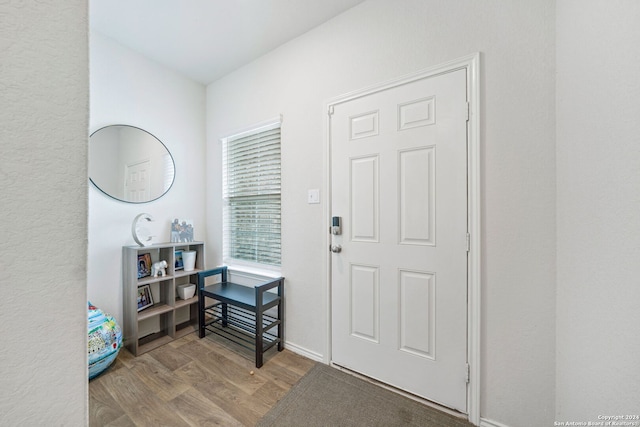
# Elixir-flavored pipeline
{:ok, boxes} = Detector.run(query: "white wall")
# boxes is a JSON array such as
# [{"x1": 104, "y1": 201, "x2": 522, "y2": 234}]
[
  {"x1": 206, "y1": 1, "x2": 556, "y2": 425},
  {"x1": 0, "y1": 1, "x2": 88, "y2": 425},
  {"x1": 556, "y1": 0, "x2": 640, "y2": 421},
  {"x1": 89, "y1": 32, "x2": 207, "y2": 323}
]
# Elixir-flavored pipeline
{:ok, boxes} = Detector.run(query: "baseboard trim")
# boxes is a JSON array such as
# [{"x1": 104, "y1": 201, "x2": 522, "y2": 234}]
[
  {"x1": 480, "y1": 417, "x2": 510, "y2": 427},
  {"x1": 284, "y1": 340, "x2": 324, "y2": 362}
]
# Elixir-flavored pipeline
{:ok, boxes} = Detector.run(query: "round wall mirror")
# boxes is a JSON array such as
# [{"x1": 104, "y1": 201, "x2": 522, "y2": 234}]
[{"x1": 89, "y1": 125, "x2": 175, "y2": 203}]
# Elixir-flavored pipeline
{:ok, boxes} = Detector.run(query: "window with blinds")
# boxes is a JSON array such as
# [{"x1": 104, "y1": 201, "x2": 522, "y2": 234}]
[{"x1": 222, "y1": 121, "x2": 281, "y2": 268}]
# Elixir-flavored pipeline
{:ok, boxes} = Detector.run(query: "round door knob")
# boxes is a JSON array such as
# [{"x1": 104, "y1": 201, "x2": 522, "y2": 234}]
[{"x1": 330, "y1": 245, "x2": 342, "y2": 253}]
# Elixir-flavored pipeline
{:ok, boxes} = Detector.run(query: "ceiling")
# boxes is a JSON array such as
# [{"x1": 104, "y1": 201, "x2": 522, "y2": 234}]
[{"x1": 90, "y1": 0, "x2": 366, "y2": 85}]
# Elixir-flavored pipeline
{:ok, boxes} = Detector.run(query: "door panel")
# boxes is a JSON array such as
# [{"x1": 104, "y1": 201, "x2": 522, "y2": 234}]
[
  {"x1": 399, "y1": 269, "x2": 436, "y2": 359},
  {"x1": 350, "y1": 264, "x2": 379, "y2": 343},
  {"x1": 398, "y1": 146, "x2": 435, "y2": 245},
  {"x1": 351, "y1": 155, "x2": 379, "y2": 242}
]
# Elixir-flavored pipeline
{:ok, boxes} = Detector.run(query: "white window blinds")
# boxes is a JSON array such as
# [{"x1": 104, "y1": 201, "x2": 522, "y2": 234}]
[{"x1": 222, "y1": 122, "x2": 281, "y2": 267}]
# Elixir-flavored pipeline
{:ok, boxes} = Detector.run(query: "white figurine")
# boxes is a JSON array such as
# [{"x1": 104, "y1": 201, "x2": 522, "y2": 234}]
[{"x1": 151, "y1": 260, "x2": 167, "y2": 278}]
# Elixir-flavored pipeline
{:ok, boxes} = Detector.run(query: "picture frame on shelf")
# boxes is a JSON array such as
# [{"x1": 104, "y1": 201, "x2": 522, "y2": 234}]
[
  {"x1": 137, "y1": 253, "x2": 152, "y2": 279},
  {"x1": 175, "y1": 250, "x2": 184, "y2": 270},
  {"x1": 170, "y1": 218, "x2": 194, "y2": 242},
  {"x1": 137, "y1": 284, "x2": 154, "y2": 312}
]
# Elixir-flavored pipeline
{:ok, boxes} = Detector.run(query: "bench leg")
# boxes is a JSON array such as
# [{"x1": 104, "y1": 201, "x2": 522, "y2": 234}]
[
  {"x1": 198, "y1": 292, "x2": 205, "y2": 338},
  {"x1": 221, "y1": 303, "x2": 228, "y2": 327},
  {"x1": 255, "y1": 308, "x2": 264, "y2": 368},
  {"x1": 277, "y1": 299, "x2": 284, "y2": 352}
]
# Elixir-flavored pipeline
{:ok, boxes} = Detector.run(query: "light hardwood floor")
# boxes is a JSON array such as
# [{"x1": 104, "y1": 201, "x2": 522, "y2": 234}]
[{"x1": 89, "y1": 333, "x2": 316, "y2": 426}]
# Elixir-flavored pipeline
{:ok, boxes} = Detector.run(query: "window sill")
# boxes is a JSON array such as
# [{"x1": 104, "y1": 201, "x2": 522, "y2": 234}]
[{"x1": 226, "y1": 263, "x2": 282, "y2": 282}]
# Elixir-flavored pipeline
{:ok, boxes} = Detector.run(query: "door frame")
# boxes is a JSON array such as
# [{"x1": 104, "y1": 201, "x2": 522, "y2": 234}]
[{"x1": 323, "y1": 53, "x2": 481, "y2": 425}]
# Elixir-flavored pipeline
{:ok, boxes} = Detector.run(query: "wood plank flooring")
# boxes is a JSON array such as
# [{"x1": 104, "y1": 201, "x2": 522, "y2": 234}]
[{"x1": 89, "y1": 333, "x2": 316, "y2": 426}]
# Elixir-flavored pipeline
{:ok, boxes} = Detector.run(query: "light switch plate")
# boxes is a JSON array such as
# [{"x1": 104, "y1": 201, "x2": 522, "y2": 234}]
[{"x1": 308, "y1": 189, "x2": 320, "y2": 204}]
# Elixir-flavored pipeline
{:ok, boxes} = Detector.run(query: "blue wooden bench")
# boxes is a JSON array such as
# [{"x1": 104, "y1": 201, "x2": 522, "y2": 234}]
[{"x1": 197, "y1": 266, "x2": 284, "y2": 368}]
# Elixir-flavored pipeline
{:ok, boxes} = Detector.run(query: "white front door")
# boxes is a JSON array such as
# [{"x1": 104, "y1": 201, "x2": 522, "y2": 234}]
[
  {"x1": 330, "y1": 68, "x2": 469, "y2": 412},
  {"x1": 125, "y1": 159, "x2": 151, "y2": 202}
]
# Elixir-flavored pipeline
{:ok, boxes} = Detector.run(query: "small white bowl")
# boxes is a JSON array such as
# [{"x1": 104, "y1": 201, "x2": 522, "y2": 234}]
[{"x1": 177, "y1": 284, "x2": 196, "y2": 300}]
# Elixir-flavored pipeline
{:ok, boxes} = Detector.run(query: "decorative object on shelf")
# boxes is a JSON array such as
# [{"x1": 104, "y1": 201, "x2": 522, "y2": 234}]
[
  {"x1": 137, "y1": 284, "x2": 154, "y2": 311},
  {"x1": 137, "y1": 253, "x2": 152, "y2": 279},
  {"x1": 170, "y1": 218, "x2": 194, "y2": 242},
  {"x1": 177, "y1": 283, "x2": 196, "y2": 300},
  {"x1": 151, "y1": 260, "x2": 167, "y2": 278},
  {"x1": 132, "y1": 213, "x2": 155, "y2": 246},
  {"x1": 174, "y1": 250, "x2": 184, "y2": 270},
  {"x1": 182, "y1": 250, "x2": 197, "y2": 272},
  {"x1": 88, "y1": 301, "x2": 122, "y2": 379}
]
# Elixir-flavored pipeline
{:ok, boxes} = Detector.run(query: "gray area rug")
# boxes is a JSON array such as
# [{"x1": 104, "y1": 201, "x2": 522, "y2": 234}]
[{"x1": 258, "y1": 363, "x2": 473, "y2": 427}]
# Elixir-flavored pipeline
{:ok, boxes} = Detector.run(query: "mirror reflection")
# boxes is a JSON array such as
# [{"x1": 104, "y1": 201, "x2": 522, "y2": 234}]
[{"x1": 89, "y1": 125, "x2": 175, "y2": 203}]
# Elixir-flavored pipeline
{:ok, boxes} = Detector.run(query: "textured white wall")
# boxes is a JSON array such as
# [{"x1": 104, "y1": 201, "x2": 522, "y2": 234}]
[
  {"x1": 89, "y1": 32, "x2": 207, "y2": 323},
  {"x1": 206, "y1": 1, "x2": 556, "y2": 425},
  {"x1": 0, "y1": 1, "x2": 88, "y2": 425},
  {"x1": 556, "y1": 0, "x2": 640, "y2": 421}
]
